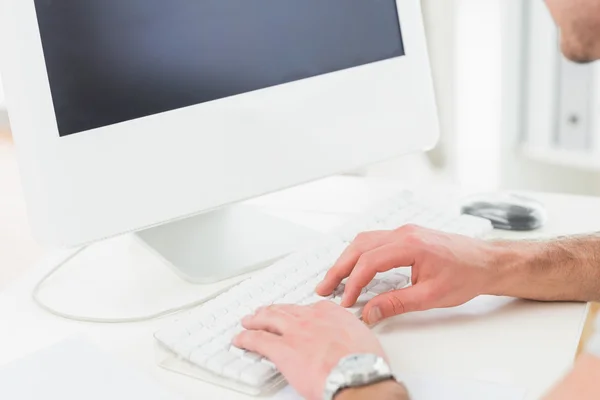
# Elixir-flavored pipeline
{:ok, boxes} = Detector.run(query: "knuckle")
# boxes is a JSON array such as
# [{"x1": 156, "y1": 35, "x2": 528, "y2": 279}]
[
  {"x1": 395, "y1": 224, "x2": 426, "y2": 240},
  {"x1": 355, "y1": 253, "x2": 373, "y2": 268},
  {"x1": 353, "y1": 232, "x2": 371, "y2": 243},
  {"x1": 398, "y1": 223, "x2": 419, "y2": 233},
  {"x1": 403, "y1": 231, "x2": 424, "y2": 246}
]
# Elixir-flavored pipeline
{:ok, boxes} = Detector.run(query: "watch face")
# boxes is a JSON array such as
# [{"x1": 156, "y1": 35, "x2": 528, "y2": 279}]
[
  {"x1": 340, "y1": 354, "x2": 384, "y2": 383},
  {"x1": 341, "y1": 354, "x2": 378, "y2": 371}
]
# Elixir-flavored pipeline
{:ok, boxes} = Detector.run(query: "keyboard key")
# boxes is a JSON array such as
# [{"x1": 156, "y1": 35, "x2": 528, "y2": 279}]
[
  {"x1": 206, "y1": 351, "x2": 239, "y2": 375},
  {"x1": 203, "y1": 314, "x2": 216, "y2": 325},
  {"x1": 365, "y1": 280, "x2": 380, "y2": 291},
  {"x1": 237, "y1": 294, "x2": 253, "y2": 305},
  {"x1": 240, "y1": 363, "x2": 279, "y2": 387},
  {"x1": 389, "y1": 274, "x2": 410, "y2": 289},
  {"x1": 189, "y1": 336, "x2": 227, "y2": 365},
  {"x1": 215, "y1": 308, "x2": 228, "y2": 318},
  {"x1": 261, "y1": 358, "x2": 276, "y2": 369},
  {"x1": 345, "y1": 305, "x2": 363, "y2": 317},
  {"x1": 223, "y1": 358, "x2": 256, "y2": 380},
  {"x1": 242, "y1": 351, "x2": 263, "y2": 362},
  {"x1": 189, "y1": 328, "x2": 214, "y2": 345},
  {"x1": 229, "y1": 345, "x2": 245, "y2": 357},
  {"x1": 173, "y1": 337, "x2": 201, "y2": 359},
  {"x1": 356, "y1": 292, "x2": 377, "y2": 305},
  {"x1": 281, "y1": 290, "x2": 309, "y2": 305},
  {"x1": 369, "y1": 282, "x2": 394, "y2": 295},
  {"x1": 220, "y1": 327, "x2": 240, "y2": 343},
  {"x1": 333, "y1": 283, "x2": 346, "y2": 297},
  {"x1": 202, "y1": 339, "x2": 228, "y2": 357},
  {"x1": 238, "y1": 305, "x2": 254, "y2": 317},
  {"x1": 331, "y1": 296, "x2": 343, "y2": 306},
  {"x1": 190, "y1": 347, "x2": 213, "y2": 366},
  {"x1": 217, "y1": 315, "x2": 239, "y2": 330}
]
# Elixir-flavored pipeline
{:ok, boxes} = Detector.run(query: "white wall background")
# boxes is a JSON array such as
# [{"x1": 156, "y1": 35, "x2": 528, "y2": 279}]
[
  {"x1": 362, "y1": 0, "x2": 458, "y2": 186},
  {"x1": 455, "y1": 0, "x2": 502, "y2": 191},
  {"x1": 364, "y1": 0, "x2": 504, "y2": 193}
]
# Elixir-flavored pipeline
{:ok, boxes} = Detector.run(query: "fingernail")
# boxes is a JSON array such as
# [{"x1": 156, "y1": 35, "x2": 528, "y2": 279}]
[
  {"x1": 368, "y1": 307, "x2": 382, "y2": 324},
  {"x1": 341, "y1": 293, "x2": 351, "y2": 308}
]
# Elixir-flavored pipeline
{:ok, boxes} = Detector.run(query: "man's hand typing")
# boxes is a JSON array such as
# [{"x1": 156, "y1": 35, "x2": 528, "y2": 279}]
[
  {"x1": 317, "y1": 225, "x2": 503, "y2": 324},
  {"x1": 318, "y1": 225, "x2": 600, "y2": 325},
  {"x1": 233, "y1": 301, "x2": 408, "y2": 400}
]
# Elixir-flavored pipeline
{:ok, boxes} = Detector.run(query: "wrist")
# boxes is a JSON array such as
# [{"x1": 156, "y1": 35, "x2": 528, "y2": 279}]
[
  {"x1": 485, "y1": 240, "x2": 540, "y2": 297},
  {"x1": 335, "y1": 379, "x2": 409, "y2": 400}
]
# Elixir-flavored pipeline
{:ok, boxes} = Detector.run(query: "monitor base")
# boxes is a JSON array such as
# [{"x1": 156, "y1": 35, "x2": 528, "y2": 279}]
[{"x1": 135, "y1": 205, "x2": 322, "y2": 284}]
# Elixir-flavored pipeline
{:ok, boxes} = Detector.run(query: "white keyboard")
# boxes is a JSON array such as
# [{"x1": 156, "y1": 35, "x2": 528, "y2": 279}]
[{"x1": 154, "y1": 191, "x2": 493, "y2": 395}]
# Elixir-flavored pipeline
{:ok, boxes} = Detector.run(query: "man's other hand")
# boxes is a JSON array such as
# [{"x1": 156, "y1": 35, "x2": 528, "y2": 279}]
[
  {"x1": 317, "y1": 225, "x2": 503, "y2": 324},
  {"x1": 233, "y1": 301, "x2": 387, "y2": 400}
]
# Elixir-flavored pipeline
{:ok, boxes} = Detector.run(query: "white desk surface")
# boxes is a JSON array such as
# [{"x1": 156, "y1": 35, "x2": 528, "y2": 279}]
[{"x1": 1, "y1": 176, "x2": 598, "y2": 400}]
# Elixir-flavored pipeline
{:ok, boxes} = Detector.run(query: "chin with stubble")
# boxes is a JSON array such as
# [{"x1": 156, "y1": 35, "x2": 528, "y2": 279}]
[{"x1": 545, "y1": 0, "x2": 600, "y2": 64}]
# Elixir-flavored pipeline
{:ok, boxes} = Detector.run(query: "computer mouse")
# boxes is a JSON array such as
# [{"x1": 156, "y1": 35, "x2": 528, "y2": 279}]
[{"x1": 461, "y1": 193, "x2": 547, "y2": 231}]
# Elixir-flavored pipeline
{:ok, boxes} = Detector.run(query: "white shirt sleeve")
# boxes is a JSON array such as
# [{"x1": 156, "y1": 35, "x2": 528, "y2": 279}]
[{"x1": 586, "y1": 313, "x2": 600, "y2": 357}]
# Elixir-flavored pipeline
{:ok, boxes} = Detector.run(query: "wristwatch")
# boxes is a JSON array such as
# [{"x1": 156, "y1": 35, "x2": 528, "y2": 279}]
[{"x1": 322, "y1": 354, "x2": 396, "y2": 400}]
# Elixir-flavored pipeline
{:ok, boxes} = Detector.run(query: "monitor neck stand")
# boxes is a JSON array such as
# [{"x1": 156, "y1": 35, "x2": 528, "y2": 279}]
[{"x1": 134, "y1": 205, "x2": 322, "y2": 284}]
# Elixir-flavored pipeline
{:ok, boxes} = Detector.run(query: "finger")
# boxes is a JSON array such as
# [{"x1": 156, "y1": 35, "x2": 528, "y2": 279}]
[
  {"x1": 233, "y1": 330, "x2": 291, "y2": 363},
  {"x1": 362, "y1": 284, "x2": 434, "y2": 324},
  {"x1": 316, "y1": 231, "x2": 393, "y2": 296},
  {"x1": 341, "y1": 243, "x2": 416, "y2": 307},
  {"x1": 242, "y1": 306, "x2": 297, "y2": 335}
]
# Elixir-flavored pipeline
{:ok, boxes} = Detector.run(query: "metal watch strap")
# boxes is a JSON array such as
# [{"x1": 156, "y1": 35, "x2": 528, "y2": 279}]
[{"x1": 322, "y1": 354, "x2": 396, "y2": 400}]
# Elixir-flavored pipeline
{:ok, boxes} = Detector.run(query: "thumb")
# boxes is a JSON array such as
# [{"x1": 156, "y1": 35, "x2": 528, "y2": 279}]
[{"x1": 362, "y1": 284, "x2": 433, "y2": 324}]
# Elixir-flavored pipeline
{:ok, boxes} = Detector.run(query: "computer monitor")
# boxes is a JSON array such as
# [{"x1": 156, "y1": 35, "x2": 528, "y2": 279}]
[{"x1": 0, "y1": 0, "x2": 438, "y2": 282}]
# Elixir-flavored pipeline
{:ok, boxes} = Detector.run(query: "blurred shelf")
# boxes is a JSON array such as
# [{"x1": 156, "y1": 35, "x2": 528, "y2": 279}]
[{"x1": 521, "y1": 145, "x2": 600, "y2": 172}]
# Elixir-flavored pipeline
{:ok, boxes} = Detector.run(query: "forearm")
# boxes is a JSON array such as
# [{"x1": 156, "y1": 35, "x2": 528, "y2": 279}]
[
  {"x1": 336, "y1": 380, "x2": 410, "y2": 400},
  {"x1": 487, "y1": 234, "x2": 600, "y2": 302}
]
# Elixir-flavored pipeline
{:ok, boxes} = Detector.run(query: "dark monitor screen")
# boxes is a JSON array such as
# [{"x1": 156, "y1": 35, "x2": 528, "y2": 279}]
[{"x1": 34, "y1": 1, "x2": 405, "y2": 137}]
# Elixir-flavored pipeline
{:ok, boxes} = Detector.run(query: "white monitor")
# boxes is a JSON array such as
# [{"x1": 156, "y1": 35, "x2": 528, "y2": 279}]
[{"x1": 0, "y1": 0, "x2": 438, "y2": 282}]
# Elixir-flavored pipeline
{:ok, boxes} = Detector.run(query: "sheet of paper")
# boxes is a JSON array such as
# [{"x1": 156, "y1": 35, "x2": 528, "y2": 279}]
[
  {"x1": 274, "y1": 373, "x2": 526, "y2": 400},
  {"x1": 0, "y1": 336, "x2": 185, "y2": 400}
]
